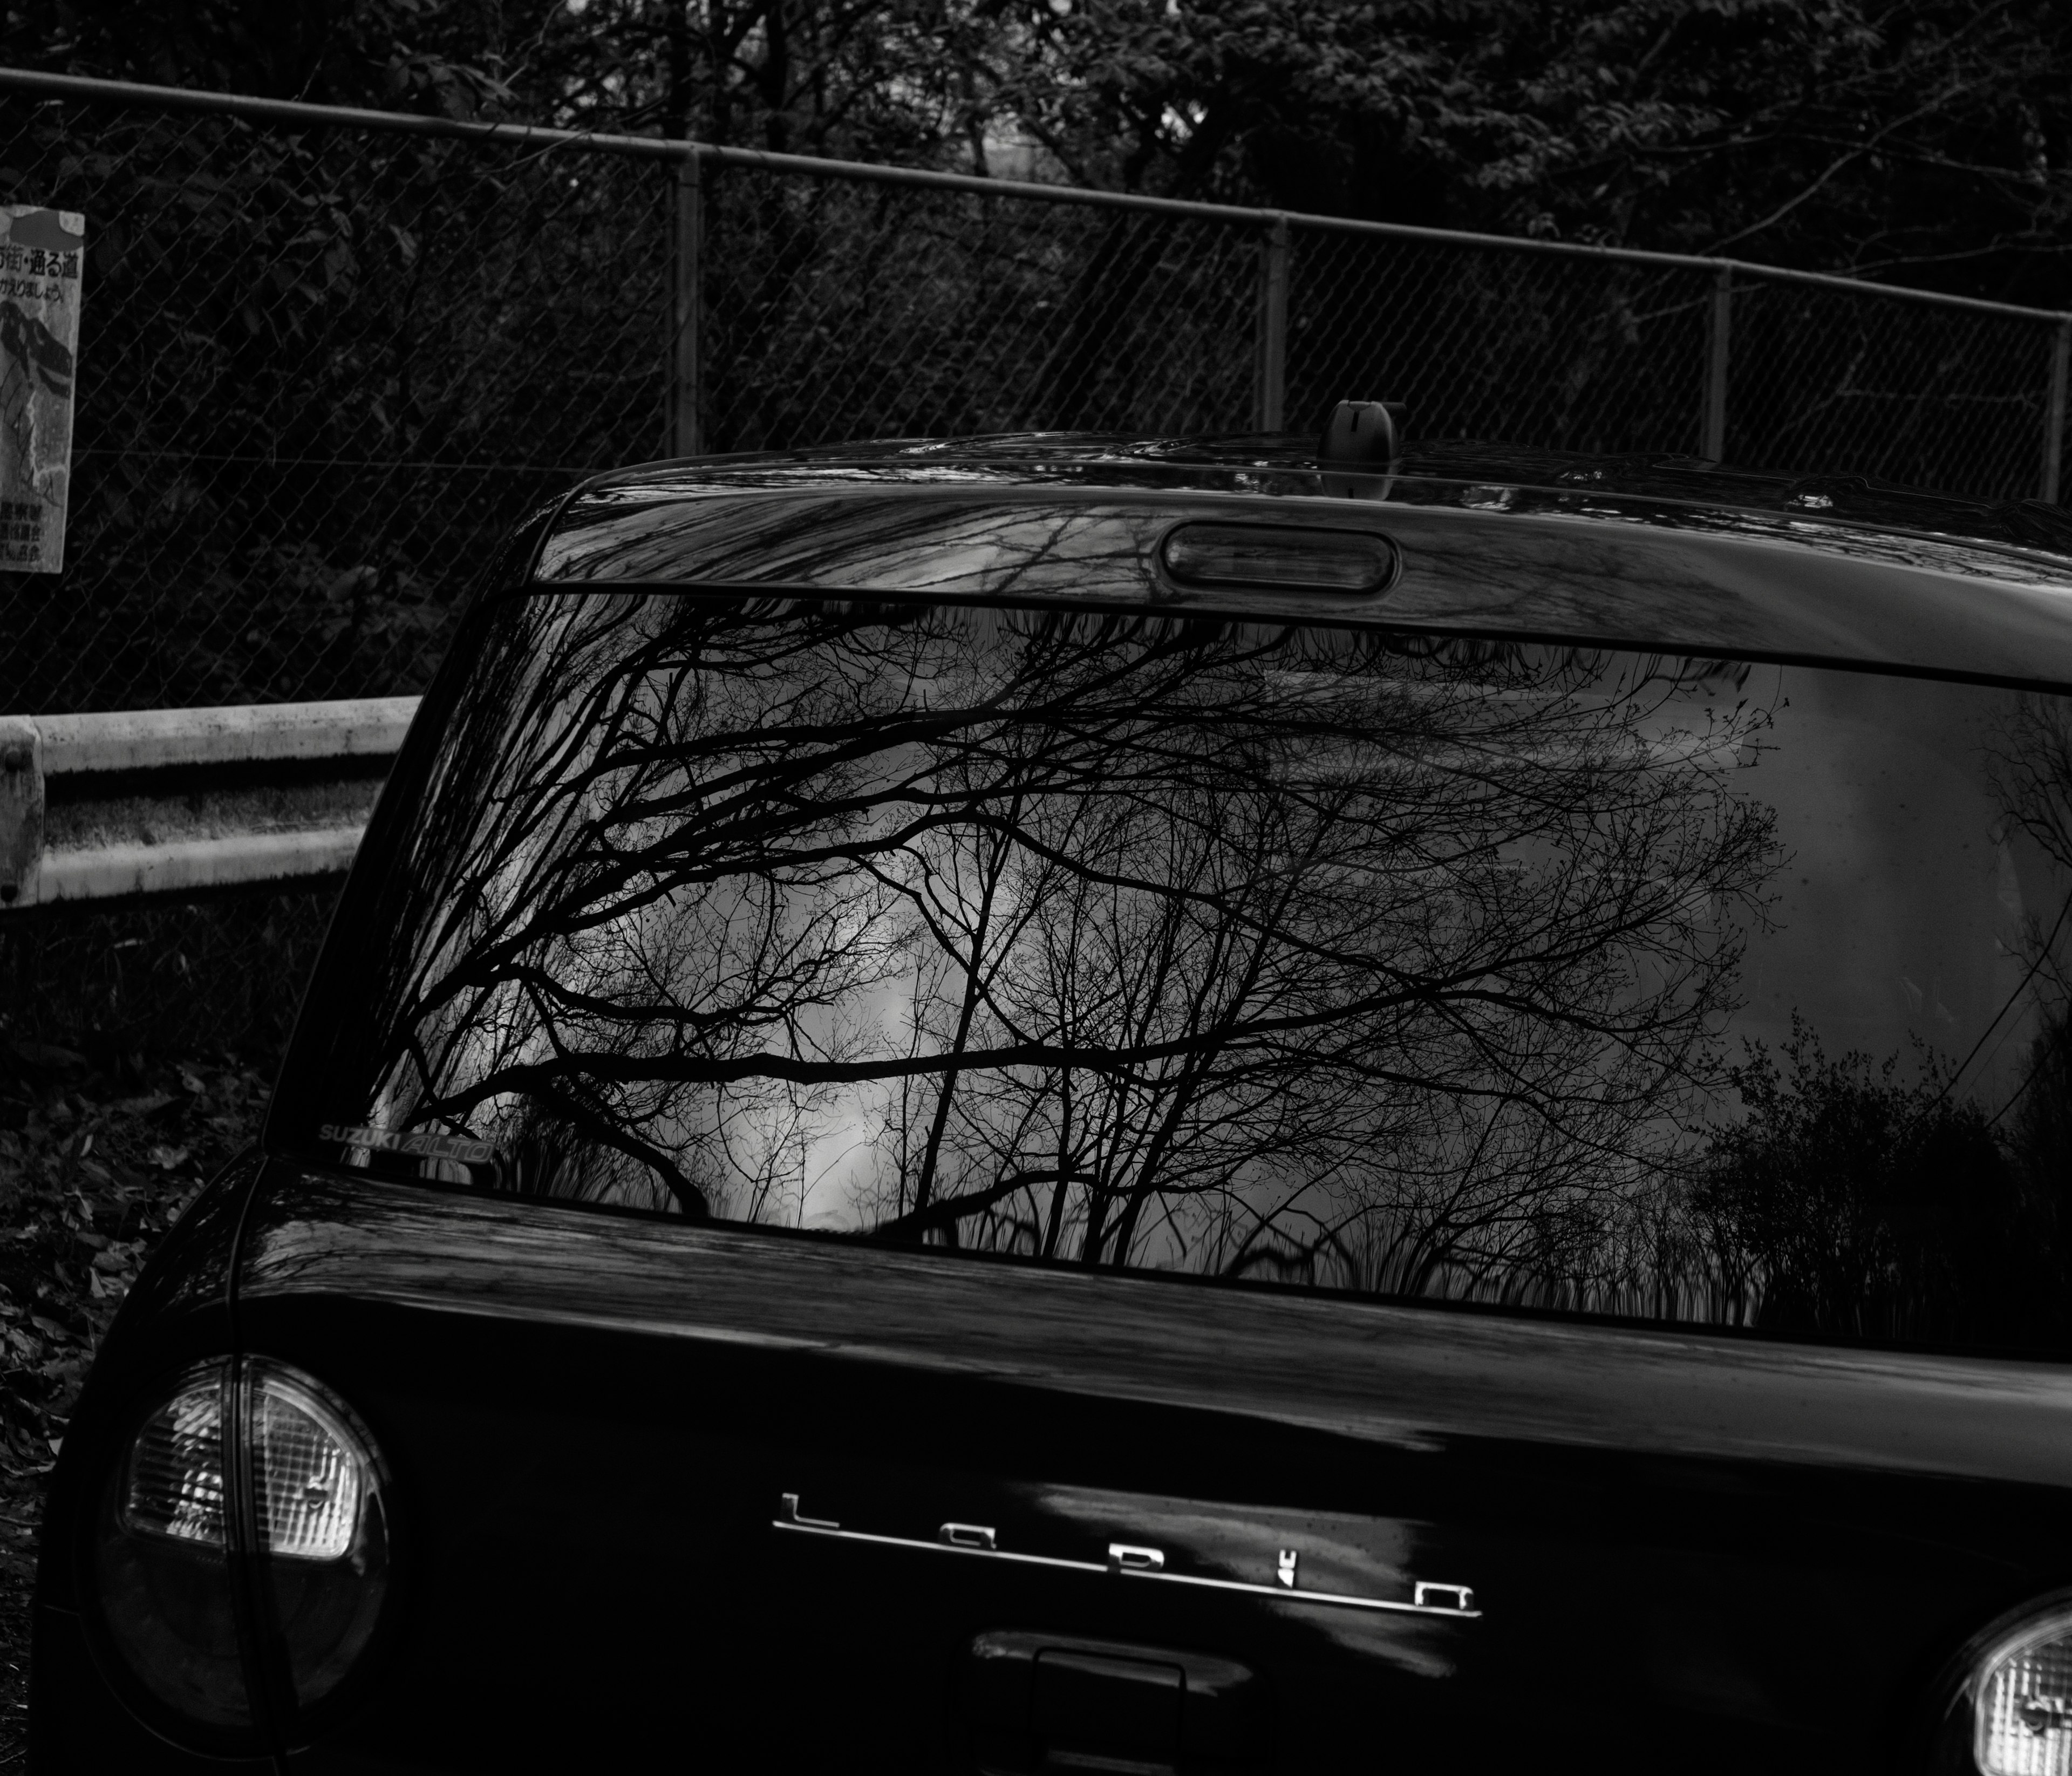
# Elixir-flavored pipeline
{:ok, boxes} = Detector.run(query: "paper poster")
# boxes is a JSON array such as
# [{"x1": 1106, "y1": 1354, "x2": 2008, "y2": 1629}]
[{"x1": 0, "y1": 205, "x2": 83, "y2": 574}]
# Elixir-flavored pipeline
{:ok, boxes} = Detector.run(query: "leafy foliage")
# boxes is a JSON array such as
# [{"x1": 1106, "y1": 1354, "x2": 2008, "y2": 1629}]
[
  {"x1": 16, "y1": 2, "x2": 2067, "y2": 301},
  {"x1": 982, "y1": 0, "x2": 2072, "y2": 303},
  {"x1": 12, "y1": 2, "x2": 2072, "y2": 304}
]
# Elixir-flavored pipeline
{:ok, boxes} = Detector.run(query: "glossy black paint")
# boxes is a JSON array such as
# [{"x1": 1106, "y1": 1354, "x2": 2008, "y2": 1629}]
[
  {"x1": 577, "y1": 432, "x2": 2072, "y2": 559},
  {"x1": 102, "y1": 1161, "x2": 2057, "y2": 1771},
  {"x1": 532, "y1": 442, "x2": 2072, "y2": 691},
  {"x1": 35, "y1": 433, "x2": 2072, "y2": 1772}
]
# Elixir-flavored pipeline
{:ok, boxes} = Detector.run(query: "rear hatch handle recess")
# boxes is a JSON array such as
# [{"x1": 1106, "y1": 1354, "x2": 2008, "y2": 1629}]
[{"x1": 774, "y1": 1492, "x2": 1480, "y2": 1619}]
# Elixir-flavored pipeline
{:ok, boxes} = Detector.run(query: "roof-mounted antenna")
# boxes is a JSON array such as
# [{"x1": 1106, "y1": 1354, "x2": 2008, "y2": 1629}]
[
  {"x1": 1320, "y1": 400, "x2": 1407, "y2": 466},
  {"x1": 1319, "y1": 399, "x2": 1407, "y2": 497}
]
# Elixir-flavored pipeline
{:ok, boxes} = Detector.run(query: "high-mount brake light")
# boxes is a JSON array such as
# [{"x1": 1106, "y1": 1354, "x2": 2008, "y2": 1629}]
[
  {"x1": 93, "y1": 1358, "x2": 393, "y2": 1742},
  {"x1": 1160, "y1": 522, "x2": 1397, "y2": 594}
]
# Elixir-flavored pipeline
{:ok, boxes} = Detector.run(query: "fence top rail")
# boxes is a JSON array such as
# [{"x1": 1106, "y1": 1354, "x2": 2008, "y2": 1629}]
[{"x1": 3, "y1": 64, "x2": 2068, "y2": 328}]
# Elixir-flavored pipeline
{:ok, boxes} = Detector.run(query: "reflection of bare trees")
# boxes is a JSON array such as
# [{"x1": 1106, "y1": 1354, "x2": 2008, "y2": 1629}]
[{"x1": 319, "y1": 592, "x2": 1782, "y2": 1295}]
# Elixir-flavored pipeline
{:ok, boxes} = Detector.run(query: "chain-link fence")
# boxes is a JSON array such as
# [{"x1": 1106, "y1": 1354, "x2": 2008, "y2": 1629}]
[
  {"x1": 2, "y1": 69, "x2": 2068, "y2": 718},
  {"x1": 0, "y1": 88, "x2": 670, "y2": 718},
  {"x1": 703, "y1": 173, "x2": 1267, "y2": 448},
  {"x1": 2, "y1": 67, "x2": 2069, "y2": 1062}
]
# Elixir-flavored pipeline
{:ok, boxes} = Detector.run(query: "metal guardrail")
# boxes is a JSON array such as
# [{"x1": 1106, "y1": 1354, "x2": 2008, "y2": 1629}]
[{"x1": 0, "y1": 698, "x2": 418, "y2": 910}]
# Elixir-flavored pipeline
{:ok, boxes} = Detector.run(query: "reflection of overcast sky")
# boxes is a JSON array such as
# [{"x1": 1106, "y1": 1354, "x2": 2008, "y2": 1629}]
[
  {"x1": 723, "y1": 649, "x2": 2072, "y2": 1221},
  {"x1": 781, "y1": 651, "x2": 2072, "y2": 1221},
  {"x1": 796, "y1": 980, "x2": 910, "y2": 1229},
  {"x1": 1716, "y1": 664, "x2": 2059, "y2": 1112},
  {"x1": 780, "y1": 650, "x2": 2072, "y2": 1218}
]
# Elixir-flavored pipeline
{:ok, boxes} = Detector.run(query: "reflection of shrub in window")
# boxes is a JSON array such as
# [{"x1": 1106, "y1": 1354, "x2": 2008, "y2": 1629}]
[{"x1": 1693, "y1": 1017, "x2": 2053, "y2": 1345}]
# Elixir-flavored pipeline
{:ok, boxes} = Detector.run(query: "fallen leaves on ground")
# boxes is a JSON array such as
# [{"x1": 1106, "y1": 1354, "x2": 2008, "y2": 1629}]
[{"x1": 0, "y1": 1038, "x2": 271, "y2": 1757}]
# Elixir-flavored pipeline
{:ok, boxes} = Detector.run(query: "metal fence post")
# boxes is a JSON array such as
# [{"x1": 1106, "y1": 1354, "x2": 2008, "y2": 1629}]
[
  {"x1": 1254, "y1": 213, "x2": 1289, "y2": 433},
  {"x1": 2044, "y1": 318, "x2": 2071, "y2": 502},
  {"x1": 668, "y1": 147, "x2": 704, "y2": 457},
  {"x1": 1701, "y1": 264, "x2": 1732, "y2": 462}
]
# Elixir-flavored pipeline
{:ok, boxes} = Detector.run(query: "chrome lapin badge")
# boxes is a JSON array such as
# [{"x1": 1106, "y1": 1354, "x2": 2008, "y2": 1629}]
[{"x1": 772, "y1": 1491, "x2": 1481, "y2": 1619}]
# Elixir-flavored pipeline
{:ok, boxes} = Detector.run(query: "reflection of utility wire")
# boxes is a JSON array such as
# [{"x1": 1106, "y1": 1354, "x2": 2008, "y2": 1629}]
[
  {"x1": 1989, "y1": 1040, "x2": 2055, "y2": 1130},
  {"x1": 1934, "y1": 883, "x2": 2072, "y2": 1127},
  {"x1": 1964, "y1": 1005, "x2": 2033, "y2": 1110}
]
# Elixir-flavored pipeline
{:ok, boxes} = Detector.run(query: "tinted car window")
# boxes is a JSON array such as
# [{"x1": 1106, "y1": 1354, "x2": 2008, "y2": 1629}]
[{"x1": 283, "y1": 591, "x2": 2072, "y2": 1349}]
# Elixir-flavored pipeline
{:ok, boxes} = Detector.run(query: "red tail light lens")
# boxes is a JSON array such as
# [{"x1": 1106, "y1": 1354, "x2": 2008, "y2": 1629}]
[{"x1": 92, "y1": 1358, "x2": 392, "y2": 1740}]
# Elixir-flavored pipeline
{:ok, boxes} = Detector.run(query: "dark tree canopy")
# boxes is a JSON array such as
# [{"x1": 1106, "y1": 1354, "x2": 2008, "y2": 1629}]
[{"x1": 9, "y1": 1, "x2": 2072, "y2": 303}]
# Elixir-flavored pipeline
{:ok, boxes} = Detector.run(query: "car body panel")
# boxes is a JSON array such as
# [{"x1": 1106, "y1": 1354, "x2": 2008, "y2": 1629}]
[
  {"x1": 218, "y1": 1163, "x2": 2068, "y2": 1771},
  {"x1": 531, "y1": 475, "x2": 2072, "y2": 689},
  {"x1": 237, "y1": 1171, "x2": 2072, "y2": 1487}
]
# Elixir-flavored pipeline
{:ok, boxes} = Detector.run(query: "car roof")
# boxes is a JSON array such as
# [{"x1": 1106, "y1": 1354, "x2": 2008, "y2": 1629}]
[
  {"x1": 577, "y1": 431, "x2": 2072, "y2": 551},
  {"x1": 520, "y1": 432, "x2": 2072, "y2": 691}
]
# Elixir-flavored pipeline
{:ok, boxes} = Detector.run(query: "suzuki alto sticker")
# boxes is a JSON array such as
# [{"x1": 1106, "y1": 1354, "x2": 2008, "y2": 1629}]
[{"x1": 319, "y1": 1123, "x2": 501, "y2": 1167}]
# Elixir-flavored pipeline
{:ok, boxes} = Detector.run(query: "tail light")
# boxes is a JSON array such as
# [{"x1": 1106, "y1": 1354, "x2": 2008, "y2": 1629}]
[
  {"x1": 1956, "y1": 1601, "x2": 2072, "y2": 1775},
  {"x1": 251, "y1": 1364, "x2": 393, "y2": 1707},
  {"x1": 94, "y1": 1366, "x2": 244, "y2": 1729},
  {"x1": 91, "y1": 1357, "x2": 392, "y2": 1746}
]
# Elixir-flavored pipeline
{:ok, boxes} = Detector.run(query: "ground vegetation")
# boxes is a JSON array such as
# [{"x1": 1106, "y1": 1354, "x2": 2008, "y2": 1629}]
[{"x1": 0, "y1": 1037, "x2": 269, "y2": 1759}]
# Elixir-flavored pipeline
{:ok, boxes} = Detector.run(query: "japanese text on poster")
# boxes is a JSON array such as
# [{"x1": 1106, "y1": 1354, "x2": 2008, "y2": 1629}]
[{"x1": 0, "y1": 205, "x2": 84, "y2": 575}]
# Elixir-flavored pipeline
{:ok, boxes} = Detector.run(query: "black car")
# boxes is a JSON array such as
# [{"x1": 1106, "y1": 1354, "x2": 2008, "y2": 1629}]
[{"x1": 32, "y1": 407, "x2": 2072, "y2": 1773}]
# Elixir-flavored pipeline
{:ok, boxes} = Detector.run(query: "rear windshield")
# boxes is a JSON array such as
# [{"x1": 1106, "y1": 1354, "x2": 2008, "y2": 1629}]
[{"x1": 283, "y1": 590, "x2": 2072, "y2": 1351}]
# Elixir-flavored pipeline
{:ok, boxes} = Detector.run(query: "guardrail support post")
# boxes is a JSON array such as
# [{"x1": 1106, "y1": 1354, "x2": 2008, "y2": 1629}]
[
  {"x1": 1254, "y1": 213, "x2": 1290, "y2": 434},
  {"x1": 669, "y1": 147, "x2": 704, "y2": 458},
  {"x1": 1701, "y1": 264, "x2": 1732, "y2": 462},
  {"x1": 2045, "y1": 318, "x2": 2071, "y2": 502},
  {"x1": 0, "y1": 720, "x2": 42, "y2": 908}
]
